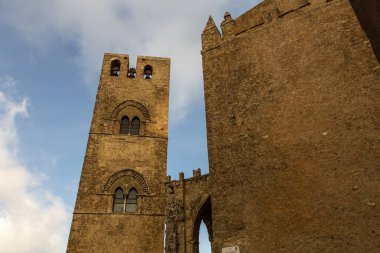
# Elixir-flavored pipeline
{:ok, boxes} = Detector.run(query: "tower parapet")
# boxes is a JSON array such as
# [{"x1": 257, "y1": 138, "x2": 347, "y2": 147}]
[
  {"x1": 201, "y1": 16, "x2": 222, "y2": 53},
  {"x1": 202, "y1": 0, "x2": 338, "y2": 53}
]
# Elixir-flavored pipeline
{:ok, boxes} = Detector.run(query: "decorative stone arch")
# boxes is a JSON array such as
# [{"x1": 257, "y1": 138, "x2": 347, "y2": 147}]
[
  {"x1": 103, "y1": 169, "x2": 149, "y2": 194},
  {"x1": 110, "y1": 100, "x2": 151, "y2": 135},
  {"x1": 110, "y1": 100, "x2": 151, "y2": 122},
  {"x1": 191, "y1": 193, "x2": 213, "y2": 253}
]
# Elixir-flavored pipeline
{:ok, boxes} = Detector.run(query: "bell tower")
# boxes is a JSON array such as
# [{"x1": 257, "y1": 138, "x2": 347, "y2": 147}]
[{"x1": 67, "y1": 53, "x2": 170, "y2": 253}]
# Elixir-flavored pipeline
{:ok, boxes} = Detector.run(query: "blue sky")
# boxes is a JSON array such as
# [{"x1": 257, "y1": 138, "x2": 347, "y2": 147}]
[{"x1": 0, "y1": 1, "x2": 260, "y2": 252}]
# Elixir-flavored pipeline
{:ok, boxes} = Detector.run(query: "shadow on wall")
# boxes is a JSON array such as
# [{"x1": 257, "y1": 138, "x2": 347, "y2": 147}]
[
  {"x1": 349, "y1": 0, "x2": 380, "y2": 63},
  {"x1": 193, "y1": 197, "x2": 212, "y2": 253}
]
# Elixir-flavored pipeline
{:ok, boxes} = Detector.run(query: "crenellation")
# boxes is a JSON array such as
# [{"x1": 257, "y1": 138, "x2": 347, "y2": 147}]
[
  {"x1": 192, "y1": 168, "x2": 202, "y2": 178},
  {"x1": 67, "y1": 0, "x2": 380, "y2": 252},
  {"x1": 201, "y1": 16, "x2": 222, "y2": 53},
  {"x1": 203, "y1": 0, "x2": 380, "y2": 251},
  {"x1": 221, "y1": 12, "x2": 235, "y2": 39},
  {"x1": 165, "y1": 171, "x2": 209, "y2": 187},
  {"x1": 179, "y1": 171, "x2": 185, "y2": 181},
  {"x1": 204, "y1": 0, "x2": 339, "y2": 45}
]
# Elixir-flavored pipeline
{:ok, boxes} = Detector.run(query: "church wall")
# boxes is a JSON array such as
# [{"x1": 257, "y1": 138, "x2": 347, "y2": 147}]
[{"x1": 202, "y1": 0, "x2": 380, "y2": 252}]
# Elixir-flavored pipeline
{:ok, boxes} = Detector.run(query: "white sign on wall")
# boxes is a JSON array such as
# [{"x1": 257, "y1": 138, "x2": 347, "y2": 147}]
[{"x1": 222, "y1": 246, "x2": 240, "y2": 253}]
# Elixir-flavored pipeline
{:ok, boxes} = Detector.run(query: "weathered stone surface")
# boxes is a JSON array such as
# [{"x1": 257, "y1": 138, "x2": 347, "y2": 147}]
[
  {"x1": 165, "y1": 172, "x2": 211, "y2": 253},
  {"x1": 67, "y1": 54, "x2": 170, "y2": 253},
  {"x1": 202, "y1": 0, "x2": 379, "y2": 252},
  {"x1": 67, "y1": 1, "x2": 380, "y2": 252}
]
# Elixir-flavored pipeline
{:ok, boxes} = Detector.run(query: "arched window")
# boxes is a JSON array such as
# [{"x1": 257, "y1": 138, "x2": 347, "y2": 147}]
[
  {"x1": 110, "y1": 59, "x2": 121, "y2": 76},
  {"x1": 143, "y1": 65, "x2": 153, "y2": 79},
  {"x1": 192, "y1": 197, "x2": 212, "y2": 253},
  {"x1": 126, "y1": 188, "x2": 137, "y2": 213},
  {"x1": 120, "y1": 116, "x2": 130, "y2": 134},
  {"x1": 130, "y1": 117, "x2": 140, "y2": 135},
  {"x1": 113, "y1": 188, "x2": 124, "y2": 213}
]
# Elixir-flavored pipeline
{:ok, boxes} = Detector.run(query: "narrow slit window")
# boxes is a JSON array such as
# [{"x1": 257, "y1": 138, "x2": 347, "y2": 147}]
[
  {"x1": 120, "y1": 116, "x2": 130, "y2": 134},
  {"x1": 110, "y1": 60, "x2": 121, "y2": 76},
  {"x1": 130, "y1": 117, "x2": 140, "y2": 135},
  {"x1": 126, "y1": 188, "x2": 137, "y2": 213},
  {"x1": 113, "y1": 188, "x2": 124, "y2": 213}
]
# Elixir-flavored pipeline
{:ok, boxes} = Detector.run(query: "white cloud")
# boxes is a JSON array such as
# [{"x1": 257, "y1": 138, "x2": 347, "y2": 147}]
[
  {"x1": 0, "y1": 78, "x2": 69, "y2": 253},
  {"x1": 0, "y1": 0, "x2": 236, "y2": 120}
]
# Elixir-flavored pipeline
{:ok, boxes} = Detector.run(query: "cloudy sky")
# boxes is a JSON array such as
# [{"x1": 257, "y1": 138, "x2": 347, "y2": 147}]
[{"x1": 0, "y1": 0, "x2": 261, "y2": 252}]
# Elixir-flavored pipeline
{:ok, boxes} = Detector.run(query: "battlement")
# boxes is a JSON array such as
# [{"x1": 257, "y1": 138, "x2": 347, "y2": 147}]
[
  {"x1": 202, "y1": 0, "x2": 338, "y2": 52},
  {"x1": 165, "y1": 168, "x2": 209, "y2": 189}
]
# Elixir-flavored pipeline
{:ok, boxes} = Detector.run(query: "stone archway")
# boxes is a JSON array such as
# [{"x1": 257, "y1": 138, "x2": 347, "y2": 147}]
[
  {"x1": 192, "y1": 197, "x2": 212, "y2": 253},
  {"x1": 164, "y1": 173, "x2": 211, "y2": 253}
]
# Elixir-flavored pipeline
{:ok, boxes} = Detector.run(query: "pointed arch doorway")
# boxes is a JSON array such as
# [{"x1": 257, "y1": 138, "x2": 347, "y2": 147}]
[{"x1": 192, "y1": 197, "x2": 213, "y2": 253}]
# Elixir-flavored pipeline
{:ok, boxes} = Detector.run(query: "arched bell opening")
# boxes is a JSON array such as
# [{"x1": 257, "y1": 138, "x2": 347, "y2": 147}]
[
  {"x1": 143, "y1": 65, "x2": 153, "y2": 79},
  {"x1": 110, "y1": 59, "x2": 121, "y2": 76}
]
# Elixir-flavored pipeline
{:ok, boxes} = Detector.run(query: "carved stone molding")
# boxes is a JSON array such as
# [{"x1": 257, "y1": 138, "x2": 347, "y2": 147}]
[
  {"x1": 103, "y1": 169, "x2": 149, "y2": 193},
  {"x1": 110, "y1": 100, "x2": 151, "y2": 121}
]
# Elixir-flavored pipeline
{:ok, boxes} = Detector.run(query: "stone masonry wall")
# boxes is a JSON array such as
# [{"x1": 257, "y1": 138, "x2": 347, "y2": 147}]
[
  {"x1": 165, "y1": 169, "x2": 211, "y2": 253},
  {"x1": 67, "y1": 54, "x2": 170, "y2": 253},
  {"x1": 202, "y1": 0, "x2": 380, "y2": 252}
]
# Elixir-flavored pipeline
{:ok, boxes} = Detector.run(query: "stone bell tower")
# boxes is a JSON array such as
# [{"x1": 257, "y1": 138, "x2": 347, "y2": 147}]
[{"x1": 67, "y1": 53, "x2": 170, "y2": 253}]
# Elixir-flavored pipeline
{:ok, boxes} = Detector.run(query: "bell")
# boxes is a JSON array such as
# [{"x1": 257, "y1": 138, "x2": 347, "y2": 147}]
[
  {"x1": 144, "y1": 69, "x2": 152, "y2": 76},
  {"x1": 128, "y1": 68, "x2": 136, "y2": 77},
  {"x1": 111, "y1": 66, "x2": 120, "y2": 76}
]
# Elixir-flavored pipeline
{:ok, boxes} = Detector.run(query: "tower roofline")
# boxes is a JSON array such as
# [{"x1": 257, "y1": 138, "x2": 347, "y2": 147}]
[
  {"x1": 137, "y1": 55, "x2": 170, "y2": 62},
  {"x1": 104, "y1": 52, "x2": 170, "y2": 62},
  {"x1": 202, "y1": 0, "x2": 335, "y2": 53}
]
